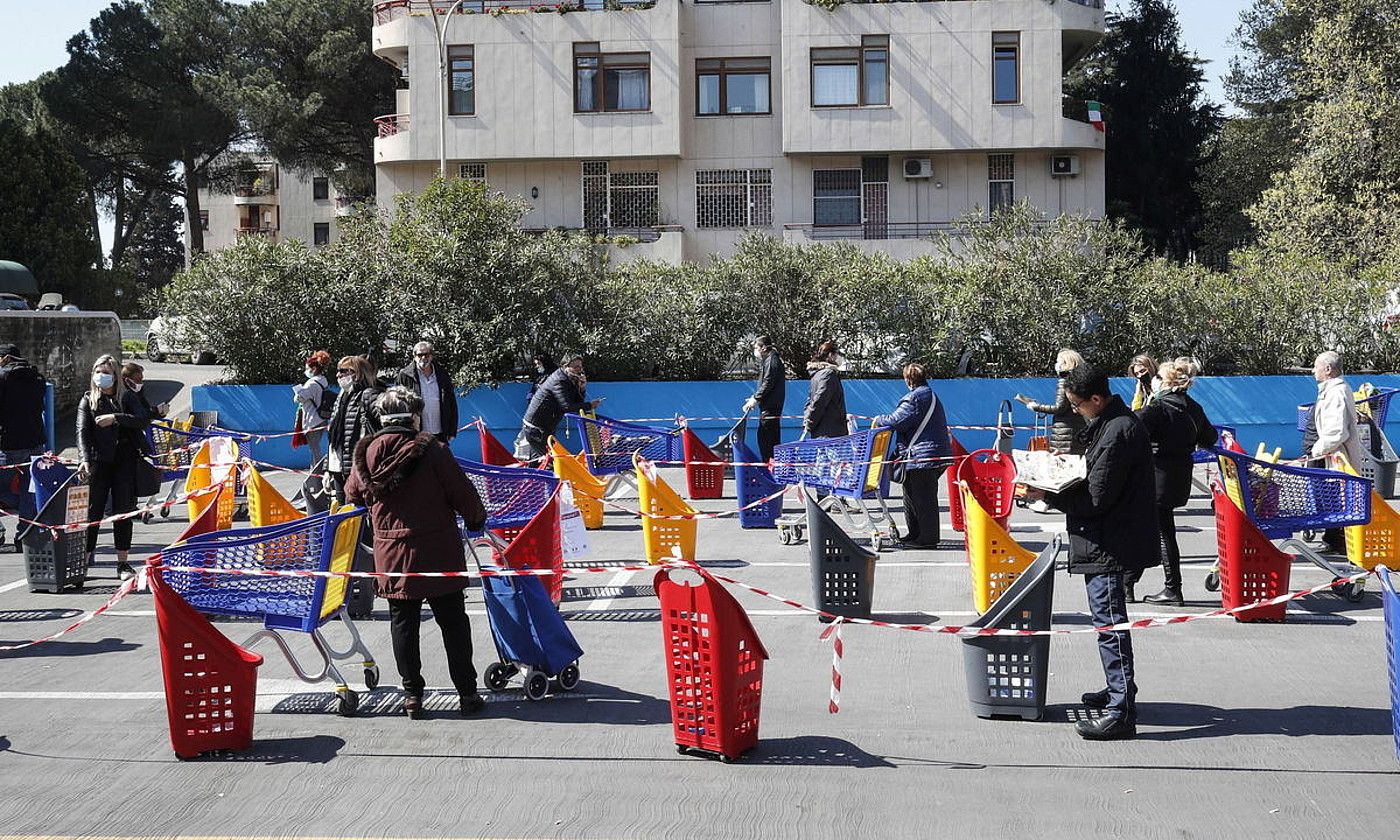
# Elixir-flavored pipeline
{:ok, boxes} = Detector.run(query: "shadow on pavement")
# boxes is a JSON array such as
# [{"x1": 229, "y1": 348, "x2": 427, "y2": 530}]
[
  {"x1": 0, "y1": 636, "x2": 140, "y2": 659},
  {"x1": 0, "y1": 608, "x2": 84, "y2": 623},
  {"x1": 561, "y1": 584, "x2": 656, "y2": 602},
  {"x1": 743, "y1": 735, "x2": 898, "y2": 768},
  {"x1": 561, "y1": 608, "x2": 659, "y2": 622},
  {"x1": 1133, "y1": 702, "x2": 1394, "y2": 740},
  {"x1": 196, "y1": 735, "x2": 345, "y2": 765}
]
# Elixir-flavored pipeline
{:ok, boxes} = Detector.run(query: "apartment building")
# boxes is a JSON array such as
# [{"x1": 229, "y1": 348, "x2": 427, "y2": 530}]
[
  {"x1": 188, "y1": 159, "x2": 363, "y2": 255},
  {"x1": 371, "y1": 0, "x2": 1106, "y2": 262}
]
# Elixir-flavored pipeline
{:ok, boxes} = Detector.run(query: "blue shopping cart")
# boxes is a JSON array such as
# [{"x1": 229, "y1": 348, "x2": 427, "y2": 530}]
[
  {"x1": 143, "y1": 420, "x2": 252, "y2": 524},
  {"x1": 769, "y1": 427, "x2": 899, "y2": 550},
  {"x1": 570, "y1": 414, "x2": 682, "y2": 477},
  {"x1": 160, "y1": 508, "x2": 378, "y2": 716},
  {"x1": 1379, "y1": 565, "x2": 1400, "y2": 763},
  {"x1": 455, "y1": 458, "x2": 559, "y2": 533}
]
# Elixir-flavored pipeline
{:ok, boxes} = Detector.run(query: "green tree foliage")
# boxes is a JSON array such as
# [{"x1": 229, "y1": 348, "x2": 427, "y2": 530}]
[
  {"x1": 218, "y1": 0, "x2": 396, "y2": 197},
  {"x1": 0, "y1": 118, "x2": 98, "y2": 302},
  {"x1": 1065, "y1": 0, "x2": 1222, "y2": 259}
]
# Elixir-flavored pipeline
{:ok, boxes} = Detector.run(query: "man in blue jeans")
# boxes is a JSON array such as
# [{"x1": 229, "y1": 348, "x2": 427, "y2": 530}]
[
  {"x1": 1026, "y1": 363, "x2": 1159, "y2": 740},
  {"x1": 0, "y1": 343, "x2": 49, "y2": 545}
]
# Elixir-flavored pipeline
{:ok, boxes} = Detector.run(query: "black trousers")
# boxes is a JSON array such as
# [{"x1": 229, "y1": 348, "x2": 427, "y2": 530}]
[
  {"x1": 901, "y1": 466, "x2": 946, "y2": 545},
  {"x1": 85, "y1": 457, "x2": 137, "y2": 553},
  {"x1": 1157, "y1": 506, "x2": 1182, "y2": 591},
  {"x1": 757, "y1": 416, "x2": 782, "y2": 462},
  {"x1": 387, "y1": 592, "x2": 478, "y2": 697}
]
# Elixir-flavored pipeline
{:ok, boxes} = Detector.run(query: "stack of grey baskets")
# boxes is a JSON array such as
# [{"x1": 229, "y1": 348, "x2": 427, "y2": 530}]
[
  {"x1": 961, "y1": 536, "x2": 1061, "y2": 721},
  {"x1": 804, "y1": 487, "x2": 877, "y2": 622}
]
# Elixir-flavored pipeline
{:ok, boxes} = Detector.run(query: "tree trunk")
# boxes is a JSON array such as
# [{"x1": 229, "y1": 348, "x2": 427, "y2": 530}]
[
  {"x1": 85, "y1": 182, "x2": 104, "y2": 269},
  {"x1": 183, "y1": 155, "x2": 204, "y2": 260},
  {"x1": 111, "y1": 178, "x2": 129, "y2": 267}
]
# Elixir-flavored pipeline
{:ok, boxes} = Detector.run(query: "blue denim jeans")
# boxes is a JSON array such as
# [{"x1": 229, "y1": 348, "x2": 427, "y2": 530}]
[{"x1": 1084, "y1": 571, "x2": 1137, "y2": 718}]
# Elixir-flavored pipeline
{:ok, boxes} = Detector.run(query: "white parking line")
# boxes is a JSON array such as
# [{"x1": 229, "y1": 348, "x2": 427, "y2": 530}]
[
  {"x1": 0, "y1": 691, "x2": 164, "y2": 700},
  {"x1": 584, "y1": 569, "x2": 637, "y2": 612},
  {"x1": 0, "y1": 578, "x2": 30, "y2": 594}
]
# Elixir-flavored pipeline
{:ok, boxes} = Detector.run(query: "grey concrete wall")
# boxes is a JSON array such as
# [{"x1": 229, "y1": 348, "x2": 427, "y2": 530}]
[{"x1": 0, "y1": 312, "x2": 121, "y2": 413}]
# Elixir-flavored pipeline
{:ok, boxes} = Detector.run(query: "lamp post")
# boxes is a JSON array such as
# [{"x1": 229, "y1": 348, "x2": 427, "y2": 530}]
[{"x1": 429, "y1": 0, "x2": 470, "y2": 179}]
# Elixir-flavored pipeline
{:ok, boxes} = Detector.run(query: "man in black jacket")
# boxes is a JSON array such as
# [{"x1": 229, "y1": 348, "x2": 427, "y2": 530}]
[
  {"x1": 743, "y1": 337, "x2": 786, "y2": 461},
  {"x1": 395, "y1": 341, "x2": 459, "y2": 444},
  {"x1": 0, "y1": 343, "x2": 48, "y2": 531},
  {"x1": 1027, "y1": 364, "x2": 1159, "y2": 741},
  {"x1": 515, "y1": 354, "x2": 601, "y2": 461}
]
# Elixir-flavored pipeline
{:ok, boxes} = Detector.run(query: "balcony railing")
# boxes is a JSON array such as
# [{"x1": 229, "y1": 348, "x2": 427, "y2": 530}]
[
  {"x1": 522, "y1": 225, "x2": 676, "y2": 242},
  {"x1": 788, "y1": 219, "x2": 1063, "y2": 242},
  {"x1": 373, "y1": 0, "x2": 655, "y2": 22},
  {"x1": 375, "y1": 113, "x2": 411, "y2": 138},
  {"x1": 235, "y1": 226, "x2": 278, "y2": 239}
]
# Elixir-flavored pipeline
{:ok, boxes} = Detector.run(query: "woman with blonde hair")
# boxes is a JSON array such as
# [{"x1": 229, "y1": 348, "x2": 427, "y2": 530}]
[
  {"x1": 76, "y1": 354, "x2": 146, "y2": 580},
  {"x1": 1015, "y1": 348, "x2": 1088, "y2": 456},
  {"x1": 1132, "y1": 358, "x2": 1218, "y2": 604},
  {"x1": 325, "y1": 355, "x2": 382, "y2": 503},
  {"x1": 1128, "y1": 354, "x2": 1159, "y2": 410}
]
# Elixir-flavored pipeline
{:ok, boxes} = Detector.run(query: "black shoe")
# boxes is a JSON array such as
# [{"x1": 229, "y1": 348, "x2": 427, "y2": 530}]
[
  {"x1": 459, "y1": 692, "x2": 486, "y2": 717},
  {"x1": 1125, "y1": 583, "x2": 1137, "y2": 603},
  {"x1": 116, "y1": 561, "x2": 136, "y2": 581},
  {"x1": 896, "y1": 538, "x2": 938, "y2": 550},
  {"x1": 1076, "y1": 714, "x2": 1137, "y2": 741},
  {"x1": 403, "y1": 694, "x2": 424, "y2": 720},
  {"x1": 1081, "y1": 688, "x2": 1110, "y2": 709},
  {"x1": 1143, "y1": 587, "x2": 1185, "y2": 606}
]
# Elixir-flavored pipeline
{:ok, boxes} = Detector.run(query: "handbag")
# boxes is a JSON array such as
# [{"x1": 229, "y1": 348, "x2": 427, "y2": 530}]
[
  {"x1": 1028, "y1": 410, "x2": 1050, "y2": 452},
  {"x1": 291, "y1": 408, "x2": 307, "y2": 449},
  {"x1": 890, "y1": 391, "x2": 939, "y2": 484},
  {"x1": 135, "y1": 456, "x2": 162, "y2": 498},
  {"x1": 996, "y1": 400, "x2": 1016, "y2": 454}
]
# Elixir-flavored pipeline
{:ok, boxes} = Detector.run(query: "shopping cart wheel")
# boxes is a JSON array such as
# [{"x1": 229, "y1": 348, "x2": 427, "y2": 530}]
[
  {"x1": 485, "y1": 662, "x2": 514, "y2": 692},
  {"x1": 778, "y1": 527, "x2": 794, "y2": 546},
  {"x1": 336, "y1": 689, "x2": 359, "y2": 716},
  {"x1": 363, "y1": 665, "x2": 380, "y2": 690},
  {"x1": 1335, "y1": 576, "x2": 1366, "y2": 603},
  {"x1": 140, "y1": 510, "x2": 154, "y2": 525},
  {"x1": 557, "y1": 662, "x2": 580, "y2": 692},
  {"x1": 1204, "y1": 571, "x2": 1220, "y2": 593},
  {"x1": 160, "y1": 507, "x2": 171, "y2": 519},
  {"x1": 523, "y1": 670, "x2": 549, "y2": 701},
  {"x1": 719, "y1": 754, "x2": 735, "y2": 764}
]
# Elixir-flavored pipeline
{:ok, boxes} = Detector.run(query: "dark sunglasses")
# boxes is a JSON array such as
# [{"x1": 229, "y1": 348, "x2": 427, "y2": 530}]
[
  {"x1": 414, "y1": 352, "x2": 433, "y2": 358},
  {"x1": 336, "y1": 368, "x2": 353, "y2": 374}
]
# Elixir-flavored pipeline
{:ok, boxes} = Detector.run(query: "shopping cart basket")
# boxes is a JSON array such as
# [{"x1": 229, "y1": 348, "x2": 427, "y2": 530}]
[
  {"x1": 159, "y1": 508, "x2": 379, "y2": 716},
  {"x1": 549, "y1": 437, "x2": 607, "y2": 529},
  {"x1": 958, "y1": 449, "x2": 1016, "y2": 532},
  {"x1": 478, "y1": 422, "x2": 522, "y2": 467},
  {"x1": 143, "y1": 422, "x2": 250, "y2": 524},
  {"x1": 1297, "y1": 386, "x2": 1399, "y2": 433},
  {"x1": 1378, "y1": 565, "x2": 1400, "y2": 763},
  {"x1": 470, "y1": 535, "x2": 584, "y2": 701},
  {"x1": 570, "y1": 413, "x2": 682, "y2": 477},
  {"x1": 455, "y1": 458, "x2": 559, "y2": 533},
  {"x1": 771, "y1": 427, "x2": 899, "y2": 550}
]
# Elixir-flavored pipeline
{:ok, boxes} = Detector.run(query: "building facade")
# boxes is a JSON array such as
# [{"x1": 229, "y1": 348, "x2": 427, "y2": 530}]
[
  {"x1": 372, "y1": 0, "x2": 1106, "y2": 262},
  {"x1": 189, "y1": 159, "x2": 360, "y2": 255}
]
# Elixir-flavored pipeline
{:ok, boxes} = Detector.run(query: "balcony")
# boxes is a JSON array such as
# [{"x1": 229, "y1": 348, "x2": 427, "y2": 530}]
[
  {"x1": 231, "y1": 172, "x2": 278, "y2": 205},
  {"x1": 235, "y1": 226, "x2": 278, "y2": 240},
  {"x1": 376, "y1": 113, "x2": 411, "y2": 138},
  {"x1": 335, "y1": 196, "x2": 371, "y2": 216},
  {"x1": 374, "y1": 112, "x2": 414, "y2": 164},
  {"x1": 523, "y1": 224, "x2": 683, "y2": 263}
]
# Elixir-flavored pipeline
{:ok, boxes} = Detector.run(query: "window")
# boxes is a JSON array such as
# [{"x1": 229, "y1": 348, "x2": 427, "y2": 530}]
[
  {"x1": 992, "y1": 32, "x2": 1020, "y2": 104},
  {"x1": 580, "y1": 162, "x2": 660, "y2": 231},
  {"x1": 813, "y1": 169, "x2": 862, "y2": 226},
  {"x1": 575, "y1": 43, "x2": 650, "y2": 113},
  {"x1": 988, "y1": 154, "x2": 1015, "y2": 214},
  {"x1": 459, "y1": 162, "x2": 486, "y2": 183},
  {"x1": 811, "y1": 36, "x2": 888, "y2": 108},
  {"x1": 696, "y1": 169, "x2": 772, "y2": 228},
  {"x1": 312, "y1": 177, "x2": 329, "y2": 201},
  {"x1": 697, "y1": 58, "x2": 771, "y2": 115},
  {"x1": 448, "y1": 45, "x2": 474, "y2": 115},
  {"x1": 197, "y1": 210, "x2": 209, "y2": 231},
  {"x1": 313, "y1": 222, "x2": 330, "y2": 247}
]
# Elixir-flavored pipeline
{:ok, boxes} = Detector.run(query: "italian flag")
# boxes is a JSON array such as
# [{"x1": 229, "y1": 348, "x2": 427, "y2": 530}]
[{"x1": 1087, "y1": 100, "x2": 1105, "y2": 132}]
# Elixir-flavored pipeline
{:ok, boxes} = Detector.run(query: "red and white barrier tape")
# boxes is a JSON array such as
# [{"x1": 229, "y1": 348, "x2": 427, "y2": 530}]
[
  {"x1": 597, "y1": 485, "x2": 791, "y2": 521},
  {"x1": 820, "y1": 617, "x2": 845, "y2": 714}
]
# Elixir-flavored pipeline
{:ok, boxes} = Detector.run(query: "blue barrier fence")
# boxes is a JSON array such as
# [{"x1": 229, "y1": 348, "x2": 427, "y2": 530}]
[{"x1": 193, "y1": 374, "x2": 1400, "y2": 469}]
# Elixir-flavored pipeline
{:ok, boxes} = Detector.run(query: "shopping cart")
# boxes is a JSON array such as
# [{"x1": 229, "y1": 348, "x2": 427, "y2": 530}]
[
  {"x1": 455, "y1": 458, "x2": 559, "y2": 534},
  {"x1": 470, "y1": 535, "x2": 584, "y2": 701},
  {"x1": 1378, "y1": 565, "x2": 1400, "y2": 763},
  {"x1": 477, "y1": 422, "x2": 521, "y2": 467},
  {"x1": 1297, "y1": 386, "x2": 1399, "y2": 434},
  {"x1": 570, "y1": 413, "x2": 682, "y2": 478},
  {"x1": 770, "y1": 427, "x2": 899, "y2": 550},
  {"x1": 159, "y1": 508, "x2": 379, "y2": 716},
  {"x1": 1190, "y1": 425, "x2": 1239, "y2": 497},
  {"x1": 1214, "y1": 446, "x2": 1373, "y2": 601},
  {"x1": 143, "y1": 421, "x2": 251, "y2": 524},
  {"x1": 958, "y1": 449, "x2": 1016, "y2": 532},
  {"x1": 681, "y1": 426, "x2": 725, "y2": 500},
  {"x1": 549, "y1": 437, "x2": 607, "y2": 529}
]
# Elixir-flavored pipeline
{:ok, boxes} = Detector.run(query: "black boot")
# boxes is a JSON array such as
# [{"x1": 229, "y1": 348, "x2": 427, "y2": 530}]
[
  {"x1": 1143, "y1": 587, "x2": 1184, "y2": 606},
  {"x1": 1081, "y1": 688, "x2": 1110, "y2": 709},
  {"x1": 1076, "y1": 715, "x2": 1137, "y2": 741}
]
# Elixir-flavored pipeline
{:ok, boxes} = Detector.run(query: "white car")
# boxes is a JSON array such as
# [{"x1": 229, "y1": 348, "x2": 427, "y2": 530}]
[{"x1": 146, "y1": 315, "x2": 217, "y2": 365}]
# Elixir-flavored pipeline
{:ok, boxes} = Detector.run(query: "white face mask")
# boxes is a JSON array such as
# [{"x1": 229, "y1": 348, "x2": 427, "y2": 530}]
[
  {"x1": 337, "y1": 374, "x2": 354, "y2": 389},
  {"x1": 93, "y1": 372, "x2": 114, "y2": 389},
  {"x1": 126, "y1": 379, "x2": 143, "y2": 393},
  {"x1": 834, "y1": 354, "x2": 848, "y2": 371},
  {"x1": 304, "y1": 367, "x2": 315, "y2": 379},
  {"x1": 753, "y1": 347, "x2": 764, "y2": 359}
]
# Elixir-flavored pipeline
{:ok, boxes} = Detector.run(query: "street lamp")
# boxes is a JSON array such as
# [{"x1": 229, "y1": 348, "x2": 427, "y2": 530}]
[{"x1": 429, "y1": 0, "x2": 470, "y2": 179}]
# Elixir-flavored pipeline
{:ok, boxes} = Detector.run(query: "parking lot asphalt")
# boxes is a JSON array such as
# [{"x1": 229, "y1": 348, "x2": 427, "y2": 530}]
[{"x1": 0, "y1": 465, "x2": 1396, "y2": 840}]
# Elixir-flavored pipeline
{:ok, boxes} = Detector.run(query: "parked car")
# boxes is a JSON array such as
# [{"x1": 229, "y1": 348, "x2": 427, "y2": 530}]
[
  {"x1": 147, "y1": 315, "x2": 217, "y2": 365},
  {"x1": 0, "y1": 293, "x2": 29, "y2": 310}
]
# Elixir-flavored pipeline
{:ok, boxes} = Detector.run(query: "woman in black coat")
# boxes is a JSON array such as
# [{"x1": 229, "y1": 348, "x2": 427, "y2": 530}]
[
  {"x1": 803, "y1": 340, "x2": 849, "y2": 439},
  {"x1": 77, "y1": 354, "x2": 147, "y2": 580},
  {"x1": 325, "y1": 354, "x2": 382, "y2": 504},
  {"x1": 1015, "y1": 349, "x2": 1088, "y2": 456},
  {"x1": 1134, "y1": 359, "x2": 1218, "y2": 605}
]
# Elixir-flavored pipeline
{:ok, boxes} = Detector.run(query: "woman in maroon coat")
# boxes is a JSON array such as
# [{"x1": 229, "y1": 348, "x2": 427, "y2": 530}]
[{"x1": 344, "y1": 386, "x2": 488, "y2": 719}]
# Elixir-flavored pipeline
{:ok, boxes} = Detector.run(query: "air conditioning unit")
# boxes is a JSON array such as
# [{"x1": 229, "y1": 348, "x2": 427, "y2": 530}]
[
  {"x1": 903, "y1": 158, "x2": 934, "y2": 179},
  {"x1": 1050, "y1": 154, "x2": 1080, "y2": 177}
]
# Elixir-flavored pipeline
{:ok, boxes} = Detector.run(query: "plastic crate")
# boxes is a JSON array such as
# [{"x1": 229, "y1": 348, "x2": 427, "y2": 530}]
[
  {"x1": 1215, "y1": 447, "x2": 1372, "y2": 538},
  {"x1": 682, "y1": 428, "x2": 725, "y2": 500},
  {"x1": 962, "y1": 487, "x2": 1038, "y2": 615},
  {"x1": 636, "y1": 454, "x2": 697, "y2": 564},
  {"x1": 150, "y1": 564, "x2": 262, "y2": 759},
  {"x1": 1355, "y1": 422, "x2": 1399, "y2": 499},
  {"x1": 961, "y1": 537, "x2": 1058, "y2": 721},
  {"x1": 456, "y1": 458, "x2": 559, "y2": 532},
  {"x1": 20, "y1": 472, "x2": 91, "y2": 593},
  {"x1": 956, "y1": 449, "x2": 1016, "y2": 530},
  {"x1": 656, "y1": 567, "x2": 769, "y2": 762},
  {"x1": 733, "y1": 436, "x2": 783, "y2": 528},
  {"x1": 1213, "y1": 487, "x2": 1291, "y2": 622},
  {"x1": 1379, "y1": 566, "x2": 1400, "y2": 764},
  {"x1": 804, "y1": 487, "x2": 876, "y2": 620}
]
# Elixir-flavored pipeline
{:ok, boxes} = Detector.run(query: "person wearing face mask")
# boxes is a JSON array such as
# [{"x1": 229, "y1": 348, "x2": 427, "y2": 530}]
[
  {"x1": 394, "y1": 341, "x2": 459, "y2": 445},
  {"x1": 1127, "y1": 354, "x2": 1159, "y2": 411},
  {"x1": 525, "y1": 354, "x2": 551, "y2": 408},
  {"x1": 742, "y1": 337, "x2": 786, "y2": 462},
  {"x1": 515, "y1": 353, "x2": 602, "y2": 462},
  {"x1": 120, "y1": 362, "x2": 170, "y2": 424},
  {"x1": 803, "y1": 340, "x2": 849, "y2": 439},
  {"x1": 292, "y1": 351, "x2": 333, "y2": 468},
  {"x1": 326, "y1": 355, "x2": 383, "y2": 504},
  {"x1": 0, "y1": 343, "x2": 49, "y2": 547},
  {"x1": 77, "y1": 354, "x2": 147, "y2": 580}
]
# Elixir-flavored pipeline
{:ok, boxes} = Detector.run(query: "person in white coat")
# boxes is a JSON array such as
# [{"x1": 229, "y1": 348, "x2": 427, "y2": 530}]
[{"x1": 1310, "y1": 351, "x2": 1366, "y2": 550}]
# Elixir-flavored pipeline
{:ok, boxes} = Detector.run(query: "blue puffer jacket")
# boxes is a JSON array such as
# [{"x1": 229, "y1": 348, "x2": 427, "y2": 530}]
[{"x1": 872, "y1": 384, "x2": 951, "y2": 471}]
